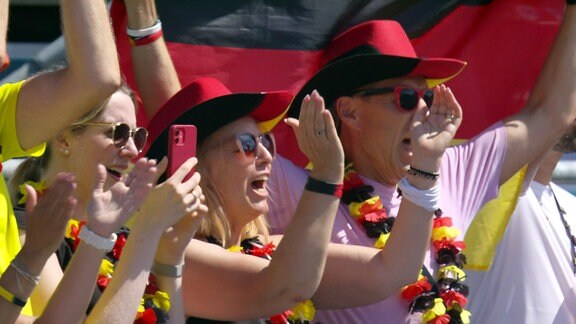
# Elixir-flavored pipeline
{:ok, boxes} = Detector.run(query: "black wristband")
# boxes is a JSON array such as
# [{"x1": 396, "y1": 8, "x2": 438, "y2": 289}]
[
  {"x1": 407, "y1": 166, "x2": 439, "y2": 180},
  {"x1": 569, "y1": 0, "x2": 576, "y2": 5},
  {"x1": 305, "y1": 176, "x2": 343, "y2": 198},
  {"x1": 0, "y1": 286, "x2": 26, "y2": 307}
]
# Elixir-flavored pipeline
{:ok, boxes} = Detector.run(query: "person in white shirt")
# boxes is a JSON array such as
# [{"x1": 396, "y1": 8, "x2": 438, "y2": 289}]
[{"x1": 466, "y1": 122, "x2": 576, "y2": 324}]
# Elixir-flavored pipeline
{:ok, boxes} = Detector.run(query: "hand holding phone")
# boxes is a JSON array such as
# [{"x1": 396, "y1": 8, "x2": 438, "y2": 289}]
[{"x1": 168, "y1": 125, "x2": 197, "y2": 181}]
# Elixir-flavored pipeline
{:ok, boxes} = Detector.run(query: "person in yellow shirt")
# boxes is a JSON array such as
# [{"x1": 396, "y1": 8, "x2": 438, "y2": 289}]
[{"x1": 0, "y1": 0, "x2": 121, "y2": 320}]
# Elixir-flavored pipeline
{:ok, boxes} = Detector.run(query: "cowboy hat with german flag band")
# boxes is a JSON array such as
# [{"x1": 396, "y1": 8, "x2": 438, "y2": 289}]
[
  {"x1": 145, "y1": 77, "x2": 293, "y2": 164},
  {"x1": 287, "y1": 19, "x2": 467, "y2": 118}
]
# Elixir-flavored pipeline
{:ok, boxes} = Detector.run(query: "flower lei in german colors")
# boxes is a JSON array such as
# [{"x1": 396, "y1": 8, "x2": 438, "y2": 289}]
[
  {"x1": 207, "y1": 236, "x2": 316, "y2": 324},
  {"x1": 66, "y1": 220, "x2": 170, "y2": 323},
  {"x1": 341, "y1": 164, "x2": 471, "y2": 324},
  {"x1": 19, "y1": 182, "x2": 170, "y2": 323}
]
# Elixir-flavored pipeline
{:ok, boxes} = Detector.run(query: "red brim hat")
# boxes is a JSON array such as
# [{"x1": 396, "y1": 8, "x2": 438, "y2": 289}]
[
  {"x1": 288, "y1": 20, "x2": 467, "y2": 117},
  {"x1": 145, "y1": 77, "x2": 292, "y2": 162}
]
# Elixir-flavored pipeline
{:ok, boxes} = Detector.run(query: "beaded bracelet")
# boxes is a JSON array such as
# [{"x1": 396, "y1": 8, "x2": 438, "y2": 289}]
[
  {"x1": 305, "y1": 176, "x2": 343, "y2": 198},
  {"x1": 407, "y1": 166, "x2": 439, "y2": 180},
  {"x1": 0, "y1": 285, "x2": 26, "y2": 307}
]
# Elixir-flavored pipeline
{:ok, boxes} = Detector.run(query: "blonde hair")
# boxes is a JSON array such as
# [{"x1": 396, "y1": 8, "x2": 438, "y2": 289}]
[
  {"x1": 8, "y1": 82, "x2": 135, "y2": 206},
  {"x1": 195, "y1": 140, "x2": 269, "y2": 247}
]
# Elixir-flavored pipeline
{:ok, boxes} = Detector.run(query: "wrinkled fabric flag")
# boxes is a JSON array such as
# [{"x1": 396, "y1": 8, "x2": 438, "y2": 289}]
[{"x1": 111, "y1": 0, "x2": 565, "y2": 269}]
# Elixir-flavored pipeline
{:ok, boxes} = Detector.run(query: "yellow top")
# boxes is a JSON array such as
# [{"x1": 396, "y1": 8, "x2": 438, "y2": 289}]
[{"x1": 0, "y1": 81, "x2": 46, "y2": 315}]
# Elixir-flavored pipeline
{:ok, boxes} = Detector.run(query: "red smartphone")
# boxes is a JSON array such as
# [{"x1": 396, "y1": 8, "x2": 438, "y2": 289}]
[{"x1": 168, "y1": 124, "x2": 197, "y2": 181}]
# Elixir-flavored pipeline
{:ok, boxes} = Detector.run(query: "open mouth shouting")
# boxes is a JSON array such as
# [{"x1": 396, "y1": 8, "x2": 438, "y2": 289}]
[{"x1": 250, "y1": 175, "x2": 269, "y2": 196}]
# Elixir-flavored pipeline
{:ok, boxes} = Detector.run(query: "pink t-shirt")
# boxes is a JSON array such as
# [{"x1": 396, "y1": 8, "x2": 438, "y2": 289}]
[{"x1": 267, "y1": 122, "x2": 507, "y2": 323}]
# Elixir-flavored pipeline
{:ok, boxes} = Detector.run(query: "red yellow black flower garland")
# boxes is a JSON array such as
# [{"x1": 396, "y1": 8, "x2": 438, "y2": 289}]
[
  {"x1": 66, "y1": 219, "x2": 171, "y2": 323},
  {"x1": 341, "y1": 164, "x2": 471, "y2": 324}
]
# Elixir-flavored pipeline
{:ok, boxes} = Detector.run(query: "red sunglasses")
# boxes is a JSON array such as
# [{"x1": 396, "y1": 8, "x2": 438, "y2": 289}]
[
  {"x1": 349, "y1": 86, "x2": 434, "y2": 111},
  {"x1": 235, "y1": 132, "x2": 276, "y2": 160},
  {"x1": 84, "y1": 122, "x2": 148, "y2": 152}
]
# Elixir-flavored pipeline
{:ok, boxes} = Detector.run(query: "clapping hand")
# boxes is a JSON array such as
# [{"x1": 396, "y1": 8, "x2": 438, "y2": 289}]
[
  {"x1": 86, "y1": 158, "x2": 158, "y2": 237},
  {"x1": 21, "y1": 173, "x2": 77, "y2": 259}
]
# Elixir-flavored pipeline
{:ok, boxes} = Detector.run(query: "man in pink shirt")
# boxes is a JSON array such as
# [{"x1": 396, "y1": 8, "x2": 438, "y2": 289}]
[{"x1": 267, "y1": 4, "x2": 576, "y2": 323}]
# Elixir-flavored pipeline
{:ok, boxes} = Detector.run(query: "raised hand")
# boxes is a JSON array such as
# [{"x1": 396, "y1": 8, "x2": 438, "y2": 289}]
[
  {"x1": 138, "y1": 156, "x2": 204, "y2": 231},
  {"x1": 285, "y1": 90, "x2": 345, "y2": 183},
  {"x1": 21, "y1": 173, "x2": 77, "y2": 258},
  {"x1": 155, "y1": 199, "x2": 207, "y2": 266},
  {"x1": 410, "y1": 85, "x2": 462, "y2": 160},
  {"x1": 86, "y1": 157, "x2": 158, "y2": 237}
]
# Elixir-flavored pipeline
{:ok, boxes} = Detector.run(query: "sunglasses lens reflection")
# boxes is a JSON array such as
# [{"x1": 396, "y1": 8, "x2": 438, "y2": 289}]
[
  {"x1": 237, "y1": 133, "x2": 275, "y2": 159},
  {"x1": 238, "y1": 134, "x2": 258, "y2": 157},
  {"x1": 398, "y1": 88, "x2": 418, "y2": 110},
  {"x1": 134, "y1": 128, "x2": 148, "y2": 152},
  {"x1": 397, "y1": 88, "x2": 434, "y2": 110},
  {"x1": 112, "y1": 124, "x2": 148, "y2": 152},
  {"x1": 114, "y1": 123, "x2": 131, "y2": 147},
  {"x1": 261, "y1": 134, "x2": 275, "y2": 158}
]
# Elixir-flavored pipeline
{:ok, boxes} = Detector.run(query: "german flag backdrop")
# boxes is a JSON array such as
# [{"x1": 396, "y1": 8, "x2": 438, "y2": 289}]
[{"x1": 111, "y1": 0, "x2": 566, "y2": 269}]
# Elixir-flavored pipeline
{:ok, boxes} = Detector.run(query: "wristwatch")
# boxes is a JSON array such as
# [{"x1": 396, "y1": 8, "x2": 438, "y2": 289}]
[{"x1": 79, "y1": 226, "x2": 117, "y2": 252}]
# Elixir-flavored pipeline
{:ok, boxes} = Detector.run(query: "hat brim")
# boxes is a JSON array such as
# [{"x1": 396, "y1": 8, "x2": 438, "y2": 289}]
[
  {"x1": 146, "y1": 91, "x2": 291, "y2": 163},
  {"x1": 288, "y1": 54, "x2": 466, "y2": 117}
]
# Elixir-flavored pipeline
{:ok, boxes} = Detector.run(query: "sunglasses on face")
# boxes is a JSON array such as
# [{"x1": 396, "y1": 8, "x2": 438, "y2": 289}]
[
  {"x1": 348, "y1": 86, "x2": 434, "y2": 111},
  {"x1": 83, "y1": 122, "x2": 148, "y2": 152},
  {"x1": 235, "y1": 132, "x2": 276, "y2": 160}
]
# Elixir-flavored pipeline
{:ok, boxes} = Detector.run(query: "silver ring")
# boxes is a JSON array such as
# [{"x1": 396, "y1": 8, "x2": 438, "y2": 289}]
[
  {"x1": 446, "y1": 113, "x2": 455, "y2": 120},
  {"x1": 186, "y1": 204, "x2": 197, "y2": 213},
  {"x1": 192, "y1": 191, "x2": 200, "y2": 201}
]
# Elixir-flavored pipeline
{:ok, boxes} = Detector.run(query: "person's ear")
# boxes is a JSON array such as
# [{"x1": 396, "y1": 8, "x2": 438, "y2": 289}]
[
  {"x1": 53, "y1": 131, "x2": 72, "y2": 156},
  {"x1": 335, "y1": 96, "x2": 361, "y2": 131}
]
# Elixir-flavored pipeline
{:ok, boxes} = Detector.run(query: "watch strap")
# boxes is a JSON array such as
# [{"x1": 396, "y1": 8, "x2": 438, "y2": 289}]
[
  {"x1": 79, "y1": 226, "x2": 117, "y2": 252},
  {"x1": 153, "y1": 261, "x2": 183, "y2": 278}
]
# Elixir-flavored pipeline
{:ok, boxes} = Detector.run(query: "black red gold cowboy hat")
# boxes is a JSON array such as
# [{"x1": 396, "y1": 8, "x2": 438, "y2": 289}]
[
  {"x1": 287, "y1": 20, "x2": 467, "y2": 117},
  {"x1": 145, "y1": 77, "x2": 293, "y2": 161}
]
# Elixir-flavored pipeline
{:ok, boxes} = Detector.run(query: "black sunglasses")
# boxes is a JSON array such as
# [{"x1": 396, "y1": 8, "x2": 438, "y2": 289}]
[
  {"x1": 348, "y1": 86, "x2": 434, "y2": 111},
  {"x1": 235, "y1": 132, "x2": 276, "y2": 160},
  {"x1": 84, "y1": 122, "x2": 148, "y2": 152}
]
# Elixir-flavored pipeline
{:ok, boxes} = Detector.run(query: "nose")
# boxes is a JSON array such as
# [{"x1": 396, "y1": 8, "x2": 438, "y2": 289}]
[
  {"x1": 255, "y1": 142, "x2": 273, "y2": 163},
  {"x1": 119, "y1": 136, "x2": 139, "y2": 158}
]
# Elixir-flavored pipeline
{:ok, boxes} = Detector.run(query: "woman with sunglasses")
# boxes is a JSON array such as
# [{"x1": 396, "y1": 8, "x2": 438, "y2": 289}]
[
  {"x1": 142, "y1": 74, "x2": 460, "y2": 322},
  {"x1": 0, "y1": 0, "x2": 121, "y2": 320},
  {"x1": 10, "y1": 83, "x2": 206, "y2": 322}
]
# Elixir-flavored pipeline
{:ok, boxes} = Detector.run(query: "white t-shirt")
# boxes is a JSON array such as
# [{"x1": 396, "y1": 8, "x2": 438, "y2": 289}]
[{"x1": 466, "y1": 181, "x2": 576, "y2": 324}]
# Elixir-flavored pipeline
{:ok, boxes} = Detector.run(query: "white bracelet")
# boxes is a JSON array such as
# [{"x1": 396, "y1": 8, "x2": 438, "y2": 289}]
[
  {"x1": 153, "y1": 261, "x2": 183, "y2": 278},
  {"x1": 398, "y1": 177, "x2": 440, "y2": 212},
  {"x1": 9, "y1": 260, "x2": 40, "y2": 286},
  {"x1": 127, "y1": 19, "x2": 162, "y2": 38},
  {"x1": 79, "y1": 226, "x2": 117, "y2": 252}
]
